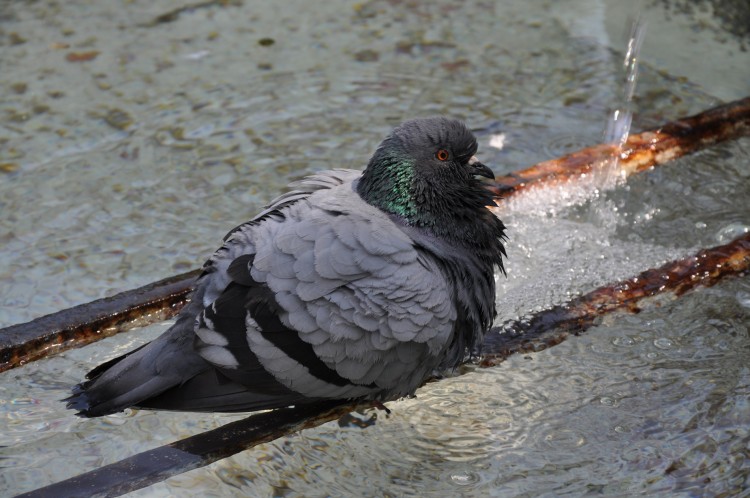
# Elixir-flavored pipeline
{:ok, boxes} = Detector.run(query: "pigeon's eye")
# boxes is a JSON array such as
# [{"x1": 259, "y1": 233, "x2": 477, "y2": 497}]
[{"x1": 435, "y1": 149, "x2": 450, "y2": 161}]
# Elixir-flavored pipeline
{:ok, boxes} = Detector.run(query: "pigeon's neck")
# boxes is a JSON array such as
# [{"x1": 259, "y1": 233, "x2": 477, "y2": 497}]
[
  {"x1": 357, "y1": 158, "x2": 504, "y2": 253},
  {"x1": 357, "y1": 155, "x2": 419, "y2": 221}
]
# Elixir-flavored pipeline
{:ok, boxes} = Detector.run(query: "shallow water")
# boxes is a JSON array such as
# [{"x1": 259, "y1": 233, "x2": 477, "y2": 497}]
[{"x1": 1, "y1": 0, "x2": 749, "y2": 496}]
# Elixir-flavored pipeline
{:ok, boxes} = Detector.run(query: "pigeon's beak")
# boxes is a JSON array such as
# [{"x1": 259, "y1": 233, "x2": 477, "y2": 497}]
[{"x1": 468, "y1": 156, "x2": 494, "y2": 179}]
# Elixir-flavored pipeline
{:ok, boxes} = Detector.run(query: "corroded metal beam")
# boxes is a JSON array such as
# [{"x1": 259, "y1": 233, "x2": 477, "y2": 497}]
[
  {"x1": 488, "y1": 96, "x2": 750, "y2": 197},
  {"x1": 19, "y1": 232, "x2": 750, "y2": 498},
  {"x1": 0, "y1": 270, "x2": 199, "y2": 373},
  {"x1": 16, "y1": 400, "x2": 356, "y2": 498},
  {"x1": 1, "y1": 97, "x2": 748, "y2": 372}
]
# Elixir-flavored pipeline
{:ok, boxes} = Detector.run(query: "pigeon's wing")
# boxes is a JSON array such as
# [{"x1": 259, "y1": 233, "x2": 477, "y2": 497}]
[
  {"x1": 66, "y1": 171, "x2": 362, "y2": 416},
  {"x1": 191, "y1": 176, "x2": 457, "y2": 405}
]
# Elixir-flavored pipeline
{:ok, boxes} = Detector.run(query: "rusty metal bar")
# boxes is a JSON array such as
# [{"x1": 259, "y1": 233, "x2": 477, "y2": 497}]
[
  {"x1": 1, "y1": 96, "x2": 748, "y2": 372},
  {"x1": 0, "y1": 270, "x2": 199, "y2": 373},
  {"x1": 17, "y1": 232, "x2": 750, "y2": 498},
  {"x1": 16, "y1": 400, "x2": 355, "y2": 498},
  {"x1": 488, "y1": 96, "x2": 750, "y2": 197}
]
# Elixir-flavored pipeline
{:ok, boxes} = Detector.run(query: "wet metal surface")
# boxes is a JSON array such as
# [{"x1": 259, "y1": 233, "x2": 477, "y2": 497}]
[{"x1": 0, "y1": 270, "x2": 198, "y2": 373}]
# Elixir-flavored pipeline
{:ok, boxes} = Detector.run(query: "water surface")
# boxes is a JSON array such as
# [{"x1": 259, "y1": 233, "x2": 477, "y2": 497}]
[{"x1": 1, "y1": 0, "x2": 748, "y2": 496}]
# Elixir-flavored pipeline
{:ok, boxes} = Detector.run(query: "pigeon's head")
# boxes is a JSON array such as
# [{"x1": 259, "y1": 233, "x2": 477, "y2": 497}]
[{"x1": 357, "y1": 117, "x2": 497, "y2": 227}]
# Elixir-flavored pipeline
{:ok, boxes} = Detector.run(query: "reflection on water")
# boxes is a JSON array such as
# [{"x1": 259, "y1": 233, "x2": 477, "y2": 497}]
[{"x1": 1, "y1": 0, "x2": 749, "y2": 496}]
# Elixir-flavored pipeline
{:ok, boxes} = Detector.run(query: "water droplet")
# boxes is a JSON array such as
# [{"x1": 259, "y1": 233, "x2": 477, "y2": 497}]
[
  {"x1": 599, "y1": 396, "x2": 619, "y2": 407},
  {"x1": 449, "y1": 470, "x2": 480, "y2": 486},
  {"x1": 613, "y1": 335, "x2": 635, "y2": 347},
  {"x1": 736, "y1": 291, "x2": 750, "y2": 309},
  {"x1": 543, "y1": 429, "x2": 586, "y2": 448},
  {"x1": 653, "y1": 337, "x2": 674, "y2": 350},
  {"x1": 715, "y1": 222, "x2": 750, "y2": 244}
]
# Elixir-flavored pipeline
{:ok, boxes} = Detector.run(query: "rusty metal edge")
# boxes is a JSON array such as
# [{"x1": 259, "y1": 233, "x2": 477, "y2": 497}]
[{"x1": 0, "y1": 270, "x2": 200, "y2": 373}]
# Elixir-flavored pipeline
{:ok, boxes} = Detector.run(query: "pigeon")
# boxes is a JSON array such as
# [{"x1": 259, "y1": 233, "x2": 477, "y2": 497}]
[{"x1": 66, "y1": 117, "x2": 507, "y2": 417}]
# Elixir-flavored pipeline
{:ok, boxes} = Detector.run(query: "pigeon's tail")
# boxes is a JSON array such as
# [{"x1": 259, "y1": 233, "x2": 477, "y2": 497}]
[
  {"x1": 64, "y1": 317, "x2": 207, "y2": 418},
  {"x1": 64, "y1": 307, "x2": 316, "y2": 417}
]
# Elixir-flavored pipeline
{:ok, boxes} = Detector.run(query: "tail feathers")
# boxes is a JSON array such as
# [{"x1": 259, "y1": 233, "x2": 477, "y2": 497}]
[
  {"x1": 83, "y1": 342, "x2": 149, "y2": 381},
  {"x1": 136, "y1": 368, "x2": 313, "y2": 413},
  {"x1": 65, "y1": 322, "x2": 206, "y2": 417},
  {"x1": 64, "y1": 322, "x2": 319, "y2": 417},
  {"x1": 66, "y1": 355, "x2": 316, "y2": 416},
  {"x1": 64, "y1": 382, "x2": 96, "y2": 414},
  {"x1": 66, "y1": 374, "x2": 192, "y2": 417}
]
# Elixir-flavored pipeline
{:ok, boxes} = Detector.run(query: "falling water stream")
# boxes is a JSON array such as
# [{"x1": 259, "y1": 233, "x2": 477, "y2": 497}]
[{"x1": 1, "y1": 0, "x2": 748, "y2": 496}]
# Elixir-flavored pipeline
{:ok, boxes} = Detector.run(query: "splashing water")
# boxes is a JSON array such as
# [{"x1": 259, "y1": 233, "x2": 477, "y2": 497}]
[
  {"x1": 596, "y1": 13, "x2": 648, "y2": 193},
  {"x1": 605, "y1": 14, "x2": 647, "y2": 148},
  {"x1": 503, "y1": 15, "x2": 648, "y2": 218},
  {"x1": 494, "y1": 12, "x2": 662, "y2": 320},
  {"x1": 596, "y1": 14, "x2": 649, "y2": 195},
  {"x1": 579, "y1": 14, "x2": 648, "y2": 226}
]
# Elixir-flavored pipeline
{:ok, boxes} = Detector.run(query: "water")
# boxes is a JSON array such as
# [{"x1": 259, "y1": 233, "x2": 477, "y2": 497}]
[{"x1": 1, "y1": 0, "x2": 749, "y2": 496}]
